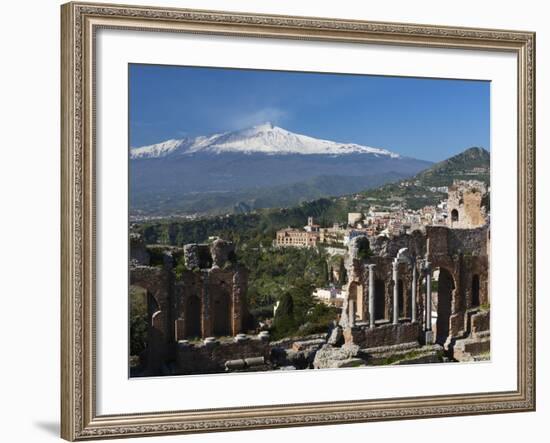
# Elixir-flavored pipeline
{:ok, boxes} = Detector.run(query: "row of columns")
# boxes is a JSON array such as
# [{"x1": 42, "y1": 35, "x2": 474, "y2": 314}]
[{"x1": 364, "y1": 260, "x2": 432, "y2": 339}]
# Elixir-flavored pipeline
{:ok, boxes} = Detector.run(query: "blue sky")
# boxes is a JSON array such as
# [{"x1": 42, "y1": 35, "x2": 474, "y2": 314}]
[{"x1": 129, "y1": 64, "x2": 490, "y2": 162}]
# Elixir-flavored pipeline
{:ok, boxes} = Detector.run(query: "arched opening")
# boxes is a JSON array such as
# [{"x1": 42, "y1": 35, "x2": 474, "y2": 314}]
[
  {"x1": 185, "y1": 294, "x2": 202, "y2": 338},
  {"x1": 212, "y1": 291, "x2": 231, "y2": 336},
  {"x1": 398, "y1": 279, "x2": 405, "y2": 318},
  {"x1": 354, "y1": 236, "x2": 370, "y2": 260},
  {"x1": 451, "y1": 209, "x2": 459, "y2": 223},
  {"x1": 435, "y1": 268, "x2": 454, "y2": 345},
  {"x1": 374, "y1": 279, "x2": 386, "y2": 321},
  {"x1": 348, "y1": 282, "x2": 364, "y2": 321},
  {"x1": 471, "y1": 274, "x2": 480, "y2": 307},
  {"x1": 147, "y1": 291, "x2": 160, "y2": 326}
]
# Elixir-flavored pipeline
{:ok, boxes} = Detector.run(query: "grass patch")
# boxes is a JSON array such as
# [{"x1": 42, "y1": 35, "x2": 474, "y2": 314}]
[{"x1": 371, "y1": 349, "x2": 430, "y2": 366}]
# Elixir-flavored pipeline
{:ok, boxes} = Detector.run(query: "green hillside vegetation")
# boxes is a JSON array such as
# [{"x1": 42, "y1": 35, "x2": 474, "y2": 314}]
[
  {"x1": 133, "y1": 172, "x2": 411, "y2": 217},
  {"x1": 241, "y1": 245, "x2": 331, "y2": 308},
  {"x1": 414, "y1": 147, "x2": 490, "y2": 186},
  {"x1": 137, "y1": 147, "x2": 490, "y2": 246},
  {"x1": 353, "y1": 147, "x2": 489, "y2": 211},
  {"x1": 138, "y1": 197, "x2": 350, "y2": 247},
  {"x1": 129, "y1": 285, "x2": 148, "y2": 358}
]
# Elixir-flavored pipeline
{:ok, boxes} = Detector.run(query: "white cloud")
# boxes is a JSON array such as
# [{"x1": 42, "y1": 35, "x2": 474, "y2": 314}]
[{"x1": 227, "y1": 107, "x2": 289, "y2": 129}]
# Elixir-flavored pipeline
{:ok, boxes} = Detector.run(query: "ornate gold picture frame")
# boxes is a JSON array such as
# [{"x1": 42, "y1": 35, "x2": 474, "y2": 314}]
[{"x1": 61, "y1": 2, "x2": 535, "y2": 440}]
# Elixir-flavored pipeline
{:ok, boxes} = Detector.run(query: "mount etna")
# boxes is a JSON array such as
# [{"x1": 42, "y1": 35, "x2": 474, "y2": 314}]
[{"x1": 130, "y1": 123, "x2": 432, "y2": 217}]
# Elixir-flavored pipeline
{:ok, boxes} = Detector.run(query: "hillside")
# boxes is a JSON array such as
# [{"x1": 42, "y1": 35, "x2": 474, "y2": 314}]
[
  {"x1": 348, "y1": 147, "x2": 490, "y2": 211},
  {"x1": 131, "y1": 171, "x2": 413, "y2": 217},
  {"x1": 135, "y1": 147, "x2": 490, "y2": 247},
  {"x1": 414, "y1": 147, "x2": 489, "y2": 186}
]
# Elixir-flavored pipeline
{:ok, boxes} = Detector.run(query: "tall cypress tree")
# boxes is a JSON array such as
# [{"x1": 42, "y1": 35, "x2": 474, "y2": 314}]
[
  {"x1": 321, "y1": 260, "x2": 329, "y2": 286},
  {"x1": 338, "y1": 257, "x2": 347, "y2": 286},
  {"x1": 273, "y1": 292, "x2": 295, "y2": 337}
]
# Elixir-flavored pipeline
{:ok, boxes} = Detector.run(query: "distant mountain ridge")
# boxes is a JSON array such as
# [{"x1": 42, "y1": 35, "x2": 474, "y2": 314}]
[
  {"x1": 352, "y1": 147, "x2": 490, "y2": 211},
  {"x1": 130, "y1": 124, "x2": 432, "y2": 217},
  {"x1": 135, "y1": 146, "x2": 491, "y2": 246},
  {"x1": 131, "y1": 123, "x2": 402, "y2": 159},
  {"x1": 414, "y1": 147, "x2": 490, "y2": 186}
]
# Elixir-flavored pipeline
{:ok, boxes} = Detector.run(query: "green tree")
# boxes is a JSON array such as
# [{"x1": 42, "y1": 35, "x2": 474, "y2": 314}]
[
  {"x1": 289, "y1": 279, "x2": 316, "y2": 326},
  {"x1": 338, "y1": 257, "x2": 348, "y2": 286},
  {"x1": 320, "y1": 260, "x2": 329, "y2": 287},
  {"x1": 299, "y1": 303, "x2": 339, "y2": 336},
  {"x1": 273, "y1": 292, "x2": 295, "y2": 338},
  {"x1": 355, "y1": 236, "x2": 371, "y2": 260}
]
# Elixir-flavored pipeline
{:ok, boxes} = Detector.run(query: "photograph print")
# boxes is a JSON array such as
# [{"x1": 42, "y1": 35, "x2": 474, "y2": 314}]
[{"x1": 128, "y1": 64, "x2": 491, "y2": 377}]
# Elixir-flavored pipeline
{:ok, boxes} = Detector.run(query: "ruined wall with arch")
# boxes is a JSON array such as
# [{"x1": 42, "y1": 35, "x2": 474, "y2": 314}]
[
  {"x1": 130, "y1": 263, "x2": 173, "y2": 375},
  {"x1": 344, "y1": 224, "x2": 489, "y2": 350},
  {"x1": 130, "y1": 237, "x2": 249, "y2": 376}
]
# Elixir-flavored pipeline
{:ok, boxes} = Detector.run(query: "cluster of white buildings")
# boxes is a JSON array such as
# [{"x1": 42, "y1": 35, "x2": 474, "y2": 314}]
[
  {"x1": 312, "y1": 286, "x2": 347, "y2": 308},
  {"x1": 310, "y1": 180, "x2": 489, "y2": 310},
  {"x1": 275, "y1": 204, "x2": 449, "y2": 250},
  {"x1": 357, "y1": 204, "x2": 449, "y2": 238},
  {"x1": 278, "y1": 179, "x2": 490, "y2": 312}
]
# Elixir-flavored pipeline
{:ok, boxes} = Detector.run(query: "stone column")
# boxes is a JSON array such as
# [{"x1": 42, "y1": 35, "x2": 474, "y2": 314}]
[
  {"x1": 411, "y1": 261, "x2": 417, "y2": 323},
  {"x1": 348, "y1": 299, "x2": 356, "y2": 328},
  {"x1": 424, "y1": 261, "x2": 433, "y2": 344},
  {"x1": 368, "y1": 264, "x2": 376, "y2": 328},
  {"x1": 392, "y1": 259, "x2": 399, "y2": 325}
]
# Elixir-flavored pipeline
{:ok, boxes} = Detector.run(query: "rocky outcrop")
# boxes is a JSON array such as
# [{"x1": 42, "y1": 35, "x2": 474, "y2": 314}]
[
  {"x1": 327, "y1": 326, "x2": 344, "y2": 346},
  {"x1": 313, "y1": 344, "x2": 364, "y2": 369},
  {"x1": 270, "y1": 337, "x2": 326, "y2": 370}
]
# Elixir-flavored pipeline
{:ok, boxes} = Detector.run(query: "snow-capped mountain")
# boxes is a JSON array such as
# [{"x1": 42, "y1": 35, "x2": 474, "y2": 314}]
[
  {"x1": 130, "y1": 123, "x2": 432, "y2": 217},
  {"x1": 130, "y1": 123, "x2": 401, "y2": 159}
]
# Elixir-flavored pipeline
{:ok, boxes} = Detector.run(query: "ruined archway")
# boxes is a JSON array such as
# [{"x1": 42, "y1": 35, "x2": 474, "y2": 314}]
[
  {"x1": 212, "y1": 290, "x2": 232, "y2": 336},
  {"x1": 147, "y1": 291, "x2": 161, "y2": 326},
  {"x1": 471, "y1": 274, "x2": 480, "y2": 307},
  {"x1": 185, "y1": 294, "x2": 202, "y2": 338},
  {"x1": 398, "y1": 279, "x2": 405, "y2": 318},
  {"x1": 348, "y1": 282, "x2": 364, "y2": 321},
  {"x1": 374, "y1": 279, "x2": 386, "y2": 321},
  {"x1": 451, "y1": 209, "x2": 459, "y2": 222},
  {"x1": 435, "y1": 268, "x2": 454, "y2": 345}
]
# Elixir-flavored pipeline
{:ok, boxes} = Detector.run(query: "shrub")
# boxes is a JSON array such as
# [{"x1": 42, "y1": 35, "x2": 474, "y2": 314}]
[{"x1": 272, "y1": 292, "x2": 296, "y2": 339}]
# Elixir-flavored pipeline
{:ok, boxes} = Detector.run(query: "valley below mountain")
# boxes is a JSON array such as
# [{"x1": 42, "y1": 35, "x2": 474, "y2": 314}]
[
  {"x1": 135, "y1": 146, "x2": 490, "y2": 246},
  {"x1": 130, "y1": 123, "x2": 432, "y2": 218}
]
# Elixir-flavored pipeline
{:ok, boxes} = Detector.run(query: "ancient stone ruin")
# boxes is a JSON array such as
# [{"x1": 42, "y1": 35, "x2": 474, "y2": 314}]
[
  {"x1": 130, "y1": 181, "x2": 491, "y2": 376},
  {"x1": 447, "y1": 180, "x2": 489, "y2": 229},
  {"x1": 130, "y1": 238, "x2": 251, "y2": 375},
  {"x1": 339, "y1": 224, "x2": 490, "y2": 364}
]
